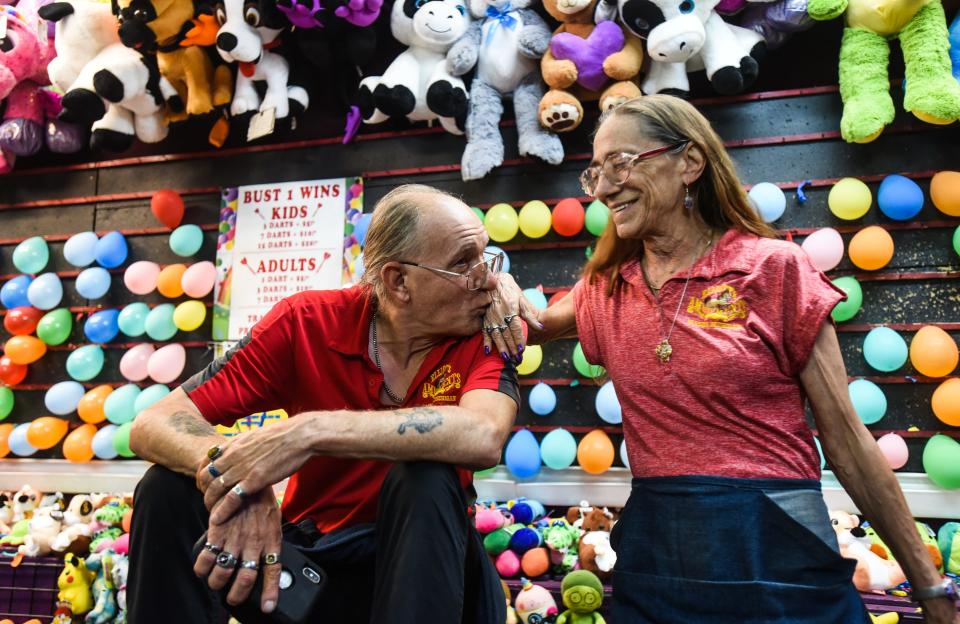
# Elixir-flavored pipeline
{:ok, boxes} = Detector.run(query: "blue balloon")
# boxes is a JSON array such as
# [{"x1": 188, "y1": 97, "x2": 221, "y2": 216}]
[
  {"x1": 75, "y1": 267, "x2": 112, "y2": 299},
  {"x1": 354, "y1": 253, "x2": 365, "y2": 280},
  {"x1": 354, "y1": 214, "x2": 372, "y2": 247},
  {"x1": 863, "y1": 327, "x2": 909, "y2": 372},
  {"x1": 528, "y1": 382, "x2": 556, "y2": 416},
  {"x1": 748, "y1": 182, "x2": 787, "y2": 222},
  {"x1": 63, "y1": 231, "x2": 99, "y2": 267},
  {"x1": 877, "y1": 175, "x2": 923, "y2": 221},
  {"x1": 12, "y1": 236, "x2": 49, "y2": 274},
  {"x1": 44, "y1": 381, "x2": 86, "y2": 415},
  {"x1": 66, "y1": 345, "x2": 104, "y2": 381},
  {"x1": 84, "y1": 309, "x2": 120, "y2": 343},
  {"x1": 104, "y1": 384, "x2": 142, "y2": 425},
  {"x1": 485, "y1": 246, "x2": 510, "y2": 273},
  {"x1": 134, "y1": 384, "x2": 170, "y2": 414},
  {"x1": 814, "y1": 436, "x2": 826, "y2": 470},
  {"x1": 27, "y1": 272, "x2": 63, "y2": 310},
  {"x1": 8, "y1": 423, "x2": 37, "y2": 456},
  {"x1": 848, "y1": 379, "x2": 887, "y2": 425},
  {"x1": 1, "y1": 275, "x2": 33, "y2": 308},
  {"x1": 118, "y1": 302, "x2": 150, "y2": 337},
  {"x1": 92, "y1": 424, "x2": 120, "y2": 460},
  {"x1": 95, "y1": 231, "x2": 128, "y2": 268},
  {"x1": 522, "y1": 288, "x2": 548, "y2": 311},
  {"x1": 505, "y1": 428, "x2": 541, "y2": 478},
  {"x1": 540, "y1": 428, "x2": 577, "y2": 470},
  {"x1": 595, "y1": 381, "x2": 622, "y2": 424},
  {"x1": 169, "y1": 225, "x2": 204, "y2": 257}
]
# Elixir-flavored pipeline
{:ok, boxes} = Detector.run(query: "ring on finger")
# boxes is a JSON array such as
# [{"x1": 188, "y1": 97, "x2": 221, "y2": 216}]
[
  {"x1": 263, "y1": 553, "x2": 280, "y2": 565},
  {"x1": 215, "y1": 552, "x2": 238, "y2": 569},
  {"x1": 203, "y1": 542, "x2": 223, "y2": 555},
  {"x1": 503, "y1": 314, "x2": 518, "y2": 324},
  {"x1": 218, "y1": 475, "x2": 227, "y2": 488},
  {"x1": 495, "y1": 325, "x2": 508, "y2": 333},
  {"x1": 240, "y1": 559, "x2": 259, "y2": 571},
  {"x1": 207, "y1": 462, "x2": 222, "y2": 478},
  {"x1": 207, "y1": 444, "x2": 223, "y2": 461},
  {"x1": 231, "y1": 484, "x2": 246, "y2": 499}
]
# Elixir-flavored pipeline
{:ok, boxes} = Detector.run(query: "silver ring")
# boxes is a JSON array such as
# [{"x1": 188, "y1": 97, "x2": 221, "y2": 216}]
[
  {"x1": 203, "y1": 542, "x2": 223, "y2": 555},
  {"x1": 231, "y1": 484, "x2": 245, "y2": 499},
  {"x1": 215, "y1": 552, "x2": 238, "y2": 569},
  {"x1": 495, "y1": 325, "x2": 508, "y2": 333},
  {"x1": 503, "y1": 314, "x2": 518, "y2": 324},
  {"x1": 483, "y1": 326, "x2": 496, "y2": 335},
  {"x1": 207, "y1": 463, "x2": 222, "y2": 478},
  {"x1": 263, "y1": 552, "x2": 280, "y2": 565},
  {"x1": 240, "y1": 559, "x2": 259, "y2": 570},
  {"x1": 218, "y1": 475, "x2": 227, "y2": 488}
]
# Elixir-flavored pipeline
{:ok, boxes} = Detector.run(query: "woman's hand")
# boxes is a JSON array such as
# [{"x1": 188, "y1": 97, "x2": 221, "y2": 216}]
[
  {"x1": 920, "y1": 596, "x2": 960, "y2": 623},
  {"x1": 483, "y1": 273, "x2": 542, "y2": 362}
]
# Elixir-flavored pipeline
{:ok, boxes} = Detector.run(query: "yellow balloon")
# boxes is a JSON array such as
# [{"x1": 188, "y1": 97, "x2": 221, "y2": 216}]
[
  {"x1": 518, "y1": 200, "x2": 552, "y2": 239},
  {"x1": 485, "y1": 203, "x2": 519, "y2": 243},
  {"x1": 829, "y1": 178, "x2": 872, "y2": 220},
  {"x1": 516, "y1": 344, "x2": 543, "y2": 375},
  {"x1": 909, "y1": 325, "x2": 959, "y2": 378},
  {"x1": 173, "y1": 300, "x2": 207, "y2": 332}
]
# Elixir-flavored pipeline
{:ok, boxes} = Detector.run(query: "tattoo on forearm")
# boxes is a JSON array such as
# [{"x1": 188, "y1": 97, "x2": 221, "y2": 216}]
[
  {"x1": 396, "y1": 407, "x2": 443, "y2": 435},
  {"x1": 170, "y1": 411, "x2": 217, "y2": 437}
]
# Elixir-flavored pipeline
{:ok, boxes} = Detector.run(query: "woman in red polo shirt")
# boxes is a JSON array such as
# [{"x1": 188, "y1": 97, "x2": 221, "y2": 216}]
[{"x1": 488, "y1": 96, "x2": 958, "y2": 623}]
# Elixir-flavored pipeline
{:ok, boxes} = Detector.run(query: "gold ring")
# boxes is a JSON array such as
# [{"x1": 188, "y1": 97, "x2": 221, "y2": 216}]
[
  {"x1": 207, "y1": 445, "x2": 223, "y2": 461},
  {"x1": 218, "y1": 476, "x2": 226, "y2": 487},
  {"x1": 263, "y1": 552, "x2": 280, "y2": 565}
]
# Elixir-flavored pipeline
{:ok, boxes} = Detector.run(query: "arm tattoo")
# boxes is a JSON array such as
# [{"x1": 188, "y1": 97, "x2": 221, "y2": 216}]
[
  {"x1": 170, "y1": 411, "x2": 217, "y2": 437},
  {"x1": 396, "y1": 407, "x2": 443, "y2": 435}
]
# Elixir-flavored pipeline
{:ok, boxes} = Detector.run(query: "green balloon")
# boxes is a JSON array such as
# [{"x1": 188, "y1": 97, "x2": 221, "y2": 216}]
[
  {"x1": 169, "y1": 224, "x2": 204, "y2": 257},
  {"x1": 585, "y1": 245, "x2": 593, "y2": 260},
  {"x1": 66, "y1": 345, "x2": 104, "y2": 381},
  {"x1": 0, "y1": 387, "x2": 13, "y2": 421},
  {"x1": 831, "y1": 276, "x2": 863, "y2": 323},
  {"x1": 118, "y1": 302, "x2": 150, "y2": 337},
  {"x1": 113, "y1": 421, "x2": 136, "y2": 458},
  {"x1": 474, "y1": 466, "x2": 497, "y2": 479},
  {"x1": 134, "y1": 384, "x2": 170, "y2": 415},
  {"x1": 12, "y1": 236, "x2": 49, "y2": 274},
  {"x1": 953, "y1": 225, "x2": 960, "y2": 258},
  {"x1": 145, "y1": 304, "x2": 177, "y2": 341},
  {"x1": 573, "y1": 342, "x2": 605, "y2": 378},
  {"x1": 923, "y1": 434, "x2": 960, "y2": 489},
  {"x1": 585, "y1": 200, "x2": 610, "y2": 236},
  {"x1": 36, "y1": 308, "x2": 73, "y2": 345},
  {"x1": 471, "y1": 207, "x2": 485, "y2": 223},
  {"x1": 104, "y1": 384, "x2": 142, "y2": 425}
]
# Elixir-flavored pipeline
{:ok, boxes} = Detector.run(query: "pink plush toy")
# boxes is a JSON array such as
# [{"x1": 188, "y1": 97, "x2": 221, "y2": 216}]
[
  {"x1": 475, "y1": 505, "x2": 508, "y2": 535},
  {"x1": 514, "y1": 578, "x2": 558, "y2": 624}
]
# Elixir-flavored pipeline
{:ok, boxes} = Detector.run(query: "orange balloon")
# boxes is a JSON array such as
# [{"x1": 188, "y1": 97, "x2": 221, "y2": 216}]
[
  {"x1": 26, "y1": 416, "x2": 68, "y2": 450},
  {"x1": 932, "y1": 378, "x2": 960, "y2": 426},
  {"x1": 910, "y1": 326, "x2": 959, "y2": 378},
  {"x1": 848, "y1": 226, "x2": 894, "y2": 270},
  {"x1": 0, "y1": 423, "x2": 13, "y2": 458},
  {"x1": 931, "y1": 171, "x2": 960, "y2": 217},
  {"x1": 77, "y1": 385, "x2": 113, "y2": 424},
  {"x1": 3, "y1": 335, "x2": 47, "y2": 365},
  {"x1": 62, "y1": 424, "x2": 96, "y2": 463},
  {"x1": 577, "y1": 429, "x2": 615, "y2": 475},
  {"x1": 157, "y1": 264, "x2": 187, "y2": 298}
]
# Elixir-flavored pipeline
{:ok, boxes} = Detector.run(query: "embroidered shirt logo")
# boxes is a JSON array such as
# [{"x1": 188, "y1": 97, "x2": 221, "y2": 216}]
[
  {"x1": 686, "y1": 284, "x2": 748, "y2": 329},
  {"x1": 421, "y1": 364, "x2": 462, "y2": 402}
]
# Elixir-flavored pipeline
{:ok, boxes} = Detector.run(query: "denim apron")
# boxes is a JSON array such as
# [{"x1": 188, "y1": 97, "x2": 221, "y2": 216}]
[{"x1": 610, "y1": 476, "x2": 871, "y2": 624}]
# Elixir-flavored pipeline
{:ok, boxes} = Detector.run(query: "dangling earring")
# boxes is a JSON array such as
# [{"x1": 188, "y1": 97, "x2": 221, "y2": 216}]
[{"x1": 683, "y1": 185, "x2": 694, "y2": 211}]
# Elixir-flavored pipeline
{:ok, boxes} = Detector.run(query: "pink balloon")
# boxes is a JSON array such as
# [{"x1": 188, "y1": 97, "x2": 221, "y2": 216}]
[
  {"x1": 800, "y1": 228, "x2": 844, "y2": 272},
  {"x1": 877, "y1": 433, "x2": 909, "y2": 469},
  {"x1": 119, "y1": 343, "x2": 156, "y2": 382},
  {"x1": 147, "y1": 343, "x2": 186, "y2": 384},
  {"x1": 124, "y1": 261, "x2": 161, "y2": 295},
  {"x1": 181, "y1": 261, "x2": 217, "y2": 298}
]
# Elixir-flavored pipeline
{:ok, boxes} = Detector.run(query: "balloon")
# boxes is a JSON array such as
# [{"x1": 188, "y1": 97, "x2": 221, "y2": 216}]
[
  {"x1": 552, "y1": 198, "x2": 585, "y2": 236},
  {"x1": 877, "y1": 175, "x2": 923, "y2": 220},
  {"x1": 814, "y1": 436, "x2": 825, "y2": 470},
  {"x1": 12, "y1": 236, "x2": 49, "y2": 274},
  {"x1": 573, "y1": 342, "x2": 604, "y2": 378},
  {"x1": 954, "y1": 225, "x2": 960, "y2": 258},
  {"x1": 83, "y1": 309, "x2": 120, "y2": 343},
  {"x1": 470, "y1": 207, "x2": 485, "y2": 224},
  {"x1": 0, "y1": 387, "x2": 11, "y2": 421},
  {"x1": 930, "y1": 171, "x2": 960, "y2": 216},
  {"x1": 95, "y1": 231, "x2": 128, "y2": 268},
  {"x1": 134, "y1": 384, "x2": 170, "y2": 414},
  {"x1": 8, "y1": 423, "x2": 37, "y2": 456},
  {"x1": 748, "y1": 182, "x2": 786, "y2": 222},
  {"x1": 354, "y1": 253, "x2": 365, "y2": 280},
  {"x1": 157, "y1": 264, "x2": 187, "y2": 298},
  {"x1": 92, "y1": 424, "x2": 120, "y2": 459},
  {"x1": 577, "y1": 429, "x2": 615, "y2": 474},
  {"x1": 522, "y1": 288, "x2": 548, "y2": 311},
  {"x1": 876, "y1": 433, "x2": 909, "y2": 470},
  {"x1": 585, "y1": 200, "x2": 609, "y2": 236},
  {"x1": 548, "y1": 289, "x2": 570, "y2": 307},
  {"x1": 4, "y1": 306, "x2": 42, "y2": 336},
  {"x1": 620, "y1": 439, "x2": 630, "y2": 470},
  {"x1": 830, "y1": 276, "x2": 862, "y2": 322},
  {"x1": 528, "y1": 382, "x2": 556, "y2": 416},
  {"x1": 78, "y1": 385, "x2": 112, "y2": 424},
  {"x1": 540, "y1": 428, "x2": 577, "y2": 469},
  {"x1": 26, "y1": 416, "x2": 68, "y2": 449},
  {"x1": 862, "y1": 327, "x2": 908, "y2": 372},
  {"x1": 124, "y1": 261, "x2": 160, "y2": 295},
  {"x1": 63, "y1": 231, "x2": 98, "y2": 267},
  {"x1": 181, "y1": 261, "x2": 216, "y2": 298},
  {"x1": 75, "y1": 267, "x2": 112, "y2": 299},
  {"x1": 595, "y1": 381, "x2": 622, "y2": 424},
  {"x1": 118, "y1": 302, "x2": 150, "y2": 337},
  {"x1": 4, "y1": 335, "x2": 47, "y2": 365},
  {"x1": 0, "y1": 423, "x2": 12, "y2": 457},
  {"x1": 828, "y1": 178, "x2": 872, "y2": 220},
  {"x1": 932, "y1": 378, "x2": 960, "y2": 426},
  {"x1": 518, "y1": 200, "x2": 552, "y2": 239},
  {"x1": 922, "y1": 435, "x2": 960, "y2": 489},
  {"x1": 516, "y1": 344, "x2": 542, "y2": 376},
  {"x1": 505, "y1": 429, "x2": 541, "y2": 478},
  {"x1": 909, "y1": 325, "x2": 959, "y2": 377},
  {"x1": 485, "y1": 246, "x2": 510, "y2": 273},
  {"x1": 148, "y1": 343, "x2": 186, "y2": 384},
  {"x1": 63, "y1": 423, "x2": 97, "y2": 463},
  {"x1": 170, "y1": 224, "x2": 205, "y2": 257},
  {"x1": 485, "y1": 203, "x2": 519, "y2": 243},
  {"x1": 26, "y1": 273, "x2": 62, "y2": 310},
  {"x1": 800, "y1": 228, "x2": 845, "y2": 272},
  {"x1": 0, "y1": 356, "x2": 27, "y2": 386},
  {"x1": 354, "y1": 213, "x2": 372, "y2": 247},
  {"x1": 145, "y1": 304, "x2": 177, "y2": 341},
  {"x1": 119, "y1": 344, "x2": 155, "y2": 382},
  {"x1": 113, "y1": 421, "x2": 136, "y2": 458},
  {"x1": 35, "y1": 308, "x2": 72, "y2": 346},
  {"x1": 1, "y1": 275, "x2": 33, "y2": 309},
  {"x1": 44, "y1": 381, "x2": 85, "y2": 415},
  {"x1": 104, "y1": 384, "x2": 142, "y2": 425},
  {"x1": 66, "y1": 344, "x2": 104, "y2": 381},
  {"x1": 848, "y1": 226, "x2": 894, "y2": 270},
  {"x1": 151, "y1": 189, "x2": 185, "y2": 228},
  {"x1": 848, "y1": 379, "x2": 886, "y2": 425}
]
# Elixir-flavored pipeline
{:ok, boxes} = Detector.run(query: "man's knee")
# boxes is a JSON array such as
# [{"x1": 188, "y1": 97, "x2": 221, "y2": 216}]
[
  {"x1": 134, "y1": 465, "x2": 201, "y2": 512},
  {"x1": 381, "y1": 461, "x2": 462, "y2": 510}
]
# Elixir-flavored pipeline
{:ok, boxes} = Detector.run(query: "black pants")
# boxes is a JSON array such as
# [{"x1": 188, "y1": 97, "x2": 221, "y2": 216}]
[{"x1": 127, "y1": 462, "x2": 504, "y2": 624}]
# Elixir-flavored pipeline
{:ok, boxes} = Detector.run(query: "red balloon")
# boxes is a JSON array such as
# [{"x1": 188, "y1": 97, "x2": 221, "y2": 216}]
[
  {"x1": 151, "y1": 189, "x2": 185, "y2": 229},
  {"x1": 3, "y1": 307, "x2": 43, "y2": 336},
  {"x1": 0, "y1": 356, "x2": 27, "y2": 386},
  {"x1": 552, "y1": 198, "x2": 585, "y2": 237},
  {"x1": 548, "y1": 289, "x2": 571, "y2": 307}
]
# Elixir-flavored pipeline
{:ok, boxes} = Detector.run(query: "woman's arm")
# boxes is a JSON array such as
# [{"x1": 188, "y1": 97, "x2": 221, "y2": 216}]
[{"x1": 482, "y1": 273, "x2": 578, "y2": 358}]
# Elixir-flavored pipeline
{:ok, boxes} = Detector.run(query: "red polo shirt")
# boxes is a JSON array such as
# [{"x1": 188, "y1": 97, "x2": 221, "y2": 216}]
[
  {"x1": 573, "y1": 228, "x2": 845, "y2": 481},
  {"x1": 183, "y1": 286, "x2": 519, "y2": 532}
]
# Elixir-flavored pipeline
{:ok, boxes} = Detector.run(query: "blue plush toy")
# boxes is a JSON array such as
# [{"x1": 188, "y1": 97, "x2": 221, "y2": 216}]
[{"x1": 85, "y1": 551, "x2": 118, "y2": 624}]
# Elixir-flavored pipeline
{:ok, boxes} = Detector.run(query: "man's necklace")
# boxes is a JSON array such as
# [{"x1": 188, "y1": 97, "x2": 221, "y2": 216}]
[{"x1": 371, "y1": 311, "x2": 405, "y2": 404}]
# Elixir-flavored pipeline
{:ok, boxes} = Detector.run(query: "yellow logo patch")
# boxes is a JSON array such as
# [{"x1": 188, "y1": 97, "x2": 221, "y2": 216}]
[
  {"x1": 686, "y1": 284, "x2": 748, "y2": 329},
  {"x1": 421, "y1": 364, "x2": 462, "y2": 402}
]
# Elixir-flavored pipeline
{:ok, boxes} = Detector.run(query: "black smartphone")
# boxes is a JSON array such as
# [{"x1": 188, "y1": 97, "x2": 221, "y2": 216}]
[{"x1": 192, "y1": 533, "x2": 326, "y2": 624}]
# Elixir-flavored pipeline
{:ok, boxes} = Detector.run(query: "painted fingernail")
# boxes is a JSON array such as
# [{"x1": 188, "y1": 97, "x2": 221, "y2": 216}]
[
  {"x1": 514, "y1": 354, "x2": 523, "y2": 364},
  {"x1": 537, "y1": 322, "x2": 545, "y2": 329},
  {"x1": 518, "y1": 344, "x2": 525, "y2": 354},
  {"x1": 484, "y1": 346, "x2": 490, "y2": 355},
  {"x1": 264, "y1": 600, "x2": 276, "y2": 613},
  {"x1": 501, "y1": 352, "x2": 509, "y2": 362}
]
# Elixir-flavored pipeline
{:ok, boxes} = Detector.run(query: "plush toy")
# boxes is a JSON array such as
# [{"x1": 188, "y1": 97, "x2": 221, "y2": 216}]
[
  {"x1": 0, "y1": 492, "x2": 12, "y2": 533},
  {"x1": 508, "y1": 499, "x2": 545, "y2": 525},
  {"x1": 571, "y1": 506, "x2": 616, "y2": 580},
  {"x1": 476, "y1": 503, "x2": 509, "y2": 534},
  {"x1": 12, "y1": 485, "x2": 42, "y2": 521},
  {"x1": 537, "y1": 0, "x2": 641, "y2": 133},
  {"x1": 514, "y1": 578, "x2": 559, "y2": 624},
  {"x1": 948, "y1": 10, "x2": 959, "y2": 83},
  {"x1": 939, "y1": 521, "x2": 960, "y2": 575},
  {"x1": 557, "y1": 570, "x2": 605, "y2": 624},
  {"x1": 731, "y1": 0, "x2": 814, "y2": 50},
  {"x1": 829, "y1": 511, "x2": 906, "y2": 592},
  {"x1": 40, "y1": 491, "x2": 65, "y2": 511},
  {"x1": 58, "y1": 553, "x2": 95, "y2": 616},
  {"x1": 51, "y1": 603, "x2": 74, "y2": 624},
  {"x1": 112, "y1": 554, "x2": 129, "y2": 624},
  {"x1": 542, "y1": 519, "x2": 581, "y2": 574},
  {"x1": 358, "y1": 0, "x2": 471, "y2": 135},
  {"x1": 521, "y1": 546, "x2": 551, "y2": 577},
  {"x1": 807, "y1": 0, "x2": 960, "y2": 143},
  {"x1": 89, "y1": 501, "x2": 129, "y2": 553},
  {"x1": 85, "y1": 551, "x2": 117, "y2": 624},
  {"x1": 862, "y1": 520, "x2": 944, "y2": 573},
  {"x1": 0, "y1": 519, "x2": 29, "y2": 546},
  {"x1": 19, "y1": 505, "x2": 63, "y2": 557},
  {"x1": 446, "y1": 0, "x2": 564, "y2": 180},
  {"x1": 501, "y1": 579, "x2": 519, "y2": 624},
  {"x1": 486, "y1": 522, "x2": 524, "y2": 555},
  {"x1": 52, "y1": 495, "x2": 95, "y2": 557}
]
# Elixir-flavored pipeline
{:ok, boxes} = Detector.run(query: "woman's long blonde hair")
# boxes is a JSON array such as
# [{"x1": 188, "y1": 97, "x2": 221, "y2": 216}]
[{"x1": 584, "y1": 95, "x2": 777, "y2": 296}]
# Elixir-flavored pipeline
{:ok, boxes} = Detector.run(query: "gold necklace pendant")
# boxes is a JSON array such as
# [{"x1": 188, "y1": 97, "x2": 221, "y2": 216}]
[{"x1": 655, "y1": 339, "x2": 673, "y2": 363}]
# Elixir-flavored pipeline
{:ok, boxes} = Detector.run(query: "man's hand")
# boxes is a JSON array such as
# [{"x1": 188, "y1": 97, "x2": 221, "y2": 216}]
[
  {"x1": 483, "y1": 273, "x2": 542, "y2": 361},
  {"x1": 194, "y1": 487, "x2": 283, "y2": 613}
]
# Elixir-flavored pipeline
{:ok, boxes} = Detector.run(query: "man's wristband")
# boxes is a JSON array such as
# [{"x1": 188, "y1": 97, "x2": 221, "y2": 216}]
[{"x1": 913, "y1": 578, "x2": 959, "y2": 604}]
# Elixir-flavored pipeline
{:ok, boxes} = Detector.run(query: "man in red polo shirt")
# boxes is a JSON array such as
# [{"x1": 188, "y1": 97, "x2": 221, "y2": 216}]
[{"x1": 126, "y1": 185, "x2": 521, "y2": 624}]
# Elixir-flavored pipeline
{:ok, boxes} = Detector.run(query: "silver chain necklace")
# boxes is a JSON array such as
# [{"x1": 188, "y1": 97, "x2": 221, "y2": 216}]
[
  {"x1": 371, "y1": 311, "x2": 405, "y2": 404},
  {"x1": 648, "y1": 234, "x2": 713, "y2": 364}
]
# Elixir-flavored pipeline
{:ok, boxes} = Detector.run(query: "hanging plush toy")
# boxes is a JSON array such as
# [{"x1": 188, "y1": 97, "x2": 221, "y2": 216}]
[
  {"x1": 446, "y1": 0, "x2": 564, "y2": 180},
  {"x1": 736, "y1": 0, "x2": 814, "y2": 50},
  {"x1": 807, "y1": 0, "x2": 960, "y2": 142}
]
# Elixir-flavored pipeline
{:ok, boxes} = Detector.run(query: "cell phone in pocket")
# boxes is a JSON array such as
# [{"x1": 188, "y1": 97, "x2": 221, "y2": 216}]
[{"x1": 192, "y1": 533, "x2": 326, "y2": 624}]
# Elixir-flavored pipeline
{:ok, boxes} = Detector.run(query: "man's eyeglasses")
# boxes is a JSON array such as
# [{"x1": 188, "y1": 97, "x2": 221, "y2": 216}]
[
  {"x1": 398, "y1": 250, "x2": 504, "y2": 291},
  {"x1": 579, "y1": 141, "x2": 690, "y2": 196}
]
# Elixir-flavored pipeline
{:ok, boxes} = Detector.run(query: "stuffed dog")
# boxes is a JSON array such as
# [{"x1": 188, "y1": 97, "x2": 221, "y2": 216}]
[
  {"x1": 12, "y1": 484, "x2": 42, "y2": 521},
  {"x1": 829, "y1": 510, "x2": 906, "y2": 592},
  {"x1": 19, "y1": 505, "x2": 63, "y2": 557}
]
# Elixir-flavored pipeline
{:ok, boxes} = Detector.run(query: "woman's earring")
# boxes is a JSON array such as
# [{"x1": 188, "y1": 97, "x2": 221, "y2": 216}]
[{"x1": 683, "y1": 185, "x2": 694, "y2": 211}]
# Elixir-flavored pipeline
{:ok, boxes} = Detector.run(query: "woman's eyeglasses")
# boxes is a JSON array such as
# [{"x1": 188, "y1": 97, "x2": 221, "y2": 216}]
[
  {"x1": 398, "y1": 250, "x2": 504, "y2": 291},
  {"x1": 579, "y1": 141, "x2": 690, "y2": 196}
]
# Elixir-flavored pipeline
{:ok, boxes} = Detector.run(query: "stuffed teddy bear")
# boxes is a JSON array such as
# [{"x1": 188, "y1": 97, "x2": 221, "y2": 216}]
[
  {"x1": 807, "y1": 0, "x2": 960, "y2": 143},
  {"x1": 537, "y1": 0, "x2": 641, "y2": 133},
  {"x1": 357, "y1": 0, "x2": 471, "y2": 135},
  {"x1": 514, "y1": 578, "x2": 559, "y2": 624},
  {"x1": 557, "y1": 570, "x2": 605, "y2": 624},
  {"x1": 19, "y1": 505, "x2": 63, "y2": 557},
  {"x1": 446, "y1": 0, "x2": 564, "y2": 180},
  {"x1": 58, "y1": 553, "x2": 95, "y2": 616},
  {"x1": 51, "y1": 495, "x2": 95, "y2": 556},
  {"x1": 829, "y1": 510, "x2": 906, "y2": 592},
  {"x1": 570, "y1": 506, "x2": 616, "y2": 580}
]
